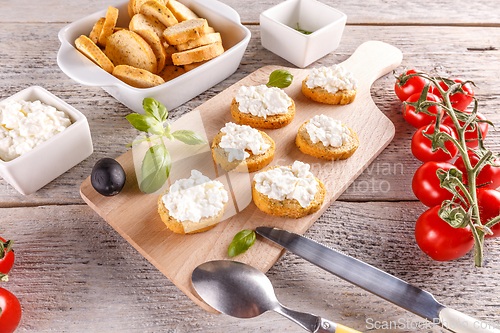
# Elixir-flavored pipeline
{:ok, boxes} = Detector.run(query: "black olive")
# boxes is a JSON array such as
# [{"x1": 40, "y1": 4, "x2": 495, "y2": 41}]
[{"x1": 91, "y1": 158, "x2": 126, "y2": 196}]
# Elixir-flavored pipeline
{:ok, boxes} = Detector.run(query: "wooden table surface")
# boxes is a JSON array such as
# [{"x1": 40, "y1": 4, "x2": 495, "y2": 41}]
[{"x1": 1, "y1": 1, "x2": 499, "y2": 332}]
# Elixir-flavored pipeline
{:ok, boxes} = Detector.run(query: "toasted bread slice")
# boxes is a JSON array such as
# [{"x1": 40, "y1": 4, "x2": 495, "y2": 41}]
[
  {"x1": 131, "y1": 28, "x2": 167, "y2": 73},
  {"x1": 75, "y1": 35, "x2": 114, "y2": 73},
  {"x1": 163, "y1": 18, "x2": 207, "y2": 45},
  {"x1": 166, "y1": 0, "x2": 199, "y2": 22},
  {"x1": 129, "y1": 0, "x2": 167, "y2": 17},
  {"x1": 295, "y1": 121, "x2": 359, "y2": 160},
  {"x1": 89, "y1": 17, "x2": 105, "y2": 44},
  {"x1": 105, "y1": 29, "x2": 157, "y2": 73},
  {"x1": 211, "y1": 130, "x2": 275, "y2": 173},
  {"x1": 112, "y1": 65, "x2": 165, "y2": 88},
  {"x1": 129, "y1": 13, "x2": 167, "y2": 39},
  {"x1": 301, "y1": 79, "x2": 357, "y2": 105},
  {"x1": 252, "y1": 166, "x2": 326, "y2": 218},
  {"x1": 157, "y1": 188, "x2": 227, "y2": 234},
  {"x1": 140, "y1": 0, "x2": 178, "y2": 27},
  {"x1": 158, "y1": 65, "x2": 186, "y2": 82},
  {"x1": 97, "y1": 6, "x2": 119, "y2": 47},
  {"x1": 230, "y1": 98, "x2": 295, "y2": 129},
  {"x1": 183, "y1": 60, "x2": 208, "y2": 71},
  {"x1": 164, "y1": 45, "x2": 176, "y2": 65},
  {"x1": 172, "y1": 41, "x2": 223, "y2": 65},
  {"x1": 175, "y1": 32, "x2": 222, "y2": 51}
]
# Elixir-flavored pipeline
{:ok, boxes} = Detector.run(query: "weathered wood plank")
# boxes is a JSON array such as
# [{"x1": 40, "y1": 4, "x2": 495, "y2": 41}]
[
  {"x1": 1, "y1": 202, "x2": 498, "y2": 332},
  {"x1": 0, "y1": 24, "x2": 499, "y2": 205},
  {"x1": 1, "y1": 0, "x2": 500, "y2": 25}
]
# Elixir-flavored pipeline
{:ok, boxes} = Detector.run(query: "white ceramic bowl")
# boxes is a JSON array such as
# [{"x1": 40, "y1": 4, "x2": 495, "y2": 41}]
[
  {"x1": 0, "y1": 86, "x2": 93, "y2": 195},
  {"x1": 57, "y1": 0, "x2": 251, "y2": 114},
  {"x1": 260, "y1": 0, "x2": 347, "y2": 68}
]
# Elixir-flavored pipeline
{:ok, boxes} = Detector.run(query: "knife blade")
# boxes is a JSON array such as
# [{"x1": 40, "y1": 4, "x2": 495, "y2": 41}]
[{"x1": 256, "y1": 227, "x2": 499, "y2": 333}]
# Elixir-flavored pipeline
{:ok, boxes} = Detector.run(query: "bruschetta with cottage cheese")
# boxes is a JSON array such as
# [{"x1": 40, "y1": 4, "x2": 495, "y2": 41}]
[
  {"x1": 157, "y1": 170, "x2": 228, "y2": 234},
  {"x1": 302, "y1": 65, "x2": 358, "y2": 105},
  {"x1": 252, "y1": 161, "x2": 325, "y2": 218}
]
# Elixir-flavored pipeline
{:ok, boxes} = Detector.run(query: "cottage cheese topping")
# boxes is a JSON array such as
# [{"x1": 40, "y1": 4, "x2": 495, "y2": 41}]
[
  {"x1": 219, "y1": 122, "x2": 270, "y2": 162},
  {"x1": 162, "y1": 170, "x2": 228, "y2": 223},
  {"x1": 305, "y1": 65, "x2": 358, "y2": 93},
  {"x1": 0, "y1": 100, "x2": 72, "y2": 162},
  {"x1": 305, "y1": 114, "x2": 350, "y2": 148},
  {"x1": 254, "y1": 161, "x2": 318, "y2": 208},
  {"x1": 235, "y1": 85, "x2": 292, "y2": 118}
]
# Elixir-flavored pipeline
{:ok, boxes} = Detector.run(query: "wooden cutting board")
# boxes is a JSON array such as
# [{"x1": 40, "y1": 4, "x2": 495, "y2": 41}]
[{"x1": 80, "y1": 41, "x2": 402, "y2": 313}]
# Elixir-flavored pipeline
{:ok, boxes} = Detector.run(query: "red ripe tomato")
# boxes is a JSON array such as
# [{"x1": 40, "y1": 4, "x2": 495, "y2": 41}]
[
  {"x1": 477, "y1": 188, "x2": 500, "y2": 238},
  {"x1": 415, "y1": 206, "x2": 474, "y2": 261},
  {"x1": 454, "y1": 151, "x2": 500, "y2": 189},
  {"x1": 412, "y1": 161, "x2": 456, "y2": 207},
  {"x1": 0, "y1": 287, "x2": 22, "y2": 333},
  {"x1": 403, "y1": 92, "x2": 442, "y2": 128},
  {"x1": 411, "y1": 123, "x2": 458, "y2": 162},
  {"x1": 0, "y1": 238, "x2": 14, "y2": 275},
  {"x1": 442, "y1": 112, "x2": 488, "y2": 148},
  {"x1": 394, "y1": 69, "x2": 429, "y2": 102},
  {"x1": 433, "y1": 78, "x2": 474, "y2": 111}
]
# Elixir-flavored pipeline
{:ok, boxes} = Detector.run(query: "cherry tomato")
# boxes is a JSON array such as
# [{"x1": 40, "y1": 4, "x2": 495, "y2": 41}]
[
  {"x1": 415, "y1": 206, "x2": 474, "y2": 261},
  {"x1": 454, "y1": 151, "x2": 500, "y2": 189},
  {"x1": 433, "y1": 78, "x2": 474, "y2": 111},
  {"x1": 412, "y1": 161, "x2": 456, "y2": 207},
  {"x1": 0, "y1": 287, "x2": 21, "y2": 333},
  {"x1": 0, "y1": 238, "x2": 14, "y2": 275},
  {"x1": 394, "y1": 69, "x2": 429, "y2": 102},
  {"x1": 411, "y1": 123, "x2": 458, "y2": 162},
  {"x1": 442, "y1": 112, "x2": 488, "y2": 148},
  {"x1": 403, "y1": 92, "x2": 442, "y2": 128},
  {"x1": 477, "y1": 188, "x2": 500, "y2": 238}
]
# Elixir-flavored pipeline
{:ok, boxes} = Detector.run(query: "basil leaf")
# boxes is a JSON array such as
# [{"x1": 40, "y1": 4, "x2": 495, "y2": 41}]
[
  {"x1": 143, "y1": 97, "x2": 168, "y2": 123},
  {"x1": 139, "y1": 144, "x2": 171, "y2": 194},
  {"x1": 126, "y1": 113, "x2": 164, "y2": 135},
  {"x1": 266, "y1": 69, "x2": 293, "y2": 88},
  {"x1": 171, "y1": 130, "x2": 207, "y2": 145},
  {"x1": 227, "y1": 230, "x2": 256, "y2": 257}
]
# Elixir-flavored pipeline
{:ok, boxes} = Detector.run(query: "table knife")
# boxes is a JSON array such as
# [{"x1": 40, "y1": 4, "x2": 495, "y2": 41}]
[{"x1": 256, "y1": 227, "x2": 499, "y2": 333}]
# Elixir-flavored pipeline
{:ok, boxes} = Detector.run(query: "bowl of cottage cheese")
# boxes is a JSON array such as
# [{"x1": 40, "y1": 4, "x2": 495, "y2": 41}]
[{"x1": 0, "y1": 86, "x2": 93, "y2": 195}]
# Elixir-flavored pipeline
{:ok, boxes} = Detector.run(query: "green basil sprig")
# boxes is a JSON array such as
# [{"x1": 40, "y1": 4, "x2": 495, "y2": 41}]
[
  {"x1": 266, "y1": 69, "x2": 294, "y2": 89},
  {"x1": 126, "y1": 98, "x2": 206, "y2": 194},
  {"x1": 227, "y1": 229, "x2": 256, "y2": 257}
]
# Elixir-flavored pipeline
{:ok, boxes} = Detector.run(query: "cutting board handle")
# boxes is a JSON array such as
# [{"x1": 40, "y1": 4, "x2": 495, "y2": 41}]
[{"x1": 341, "y1": 41, "x2": 403, "y2": 90}]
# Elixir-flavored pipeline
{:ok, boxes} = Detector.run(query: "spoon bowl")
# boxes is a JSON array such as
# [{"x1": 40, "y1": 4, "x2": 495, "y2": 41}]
[{"x1": 191, "y1": 260, "x2": 360, "y2": 333}]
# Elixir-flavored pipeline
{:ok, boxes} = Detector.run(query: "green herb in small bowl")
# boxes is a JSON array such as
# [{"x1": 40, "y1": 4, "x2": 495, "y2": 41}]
[{"x1": 295, "y1": 23, "x2": 313, "y2": 35}]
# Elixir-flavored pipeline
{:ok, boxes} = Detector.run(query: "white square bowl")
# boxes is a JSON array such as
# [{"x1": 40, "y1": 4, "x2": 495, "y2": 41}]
[
  {"x1": 260, "y1": 0, "x2": 347, "y2": 68},
  {"x1": 57, "y1": 0, "x2": 251, "y2": 114},
  {"x1": 0, "y1": 86, "x2": 93, "y2": 195}
]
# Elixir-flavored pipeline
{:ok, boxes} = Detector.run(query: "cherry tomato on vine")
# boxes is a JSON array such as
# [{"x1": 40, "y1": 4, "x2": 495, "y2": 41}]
[
  {"x1": 412, "y1": 161, "x2": 456, "y2": 207},
  {"x1": 0, "y1": 238, "x2": 14, "y2": 275},
  {"x1": 415, "y1": 205, "x2": 474, "y2": 261},
  {"x1": 454, "y1": 151, "x2": 500, "y2": 189},
  {"x1": 411, "y1": 123, "x2": 458, "y2": 162},
  {"x1": 403, "y1": 92, "x2": 442, "y2": 128},
  {"x1": 477, "y1": 188, "x2": 500, "y2": 238},
  {"x1": 442, "y1": 112, "x2": 488, "y2": 148},
  {"x1": 394, "y1": 69, "x2": 429, "y2": 102},
  {"x1": 0, "y1": 287, "x2": 21, "y2": 333},
  {"x1": 433, "y1": 77, "x2": 474, "y2": 111}
]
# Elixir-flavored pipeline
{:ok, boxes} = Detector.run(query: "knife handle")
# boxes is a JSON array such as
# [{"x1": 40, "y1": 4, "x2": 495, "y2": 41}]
[
  {"x1": 315, "y1": 318, "x2": 361, "y2": 333},
  {"x1": 439, "y1": 308, "x2": 500, "y2": 333}
]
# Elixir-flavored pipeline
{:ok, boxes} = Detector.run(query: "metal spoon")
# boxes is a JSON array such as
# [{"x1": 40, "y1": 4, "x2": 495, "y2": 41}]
[{"x1": 191, "y1": 260, "x2": 360, "y2": 333}]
